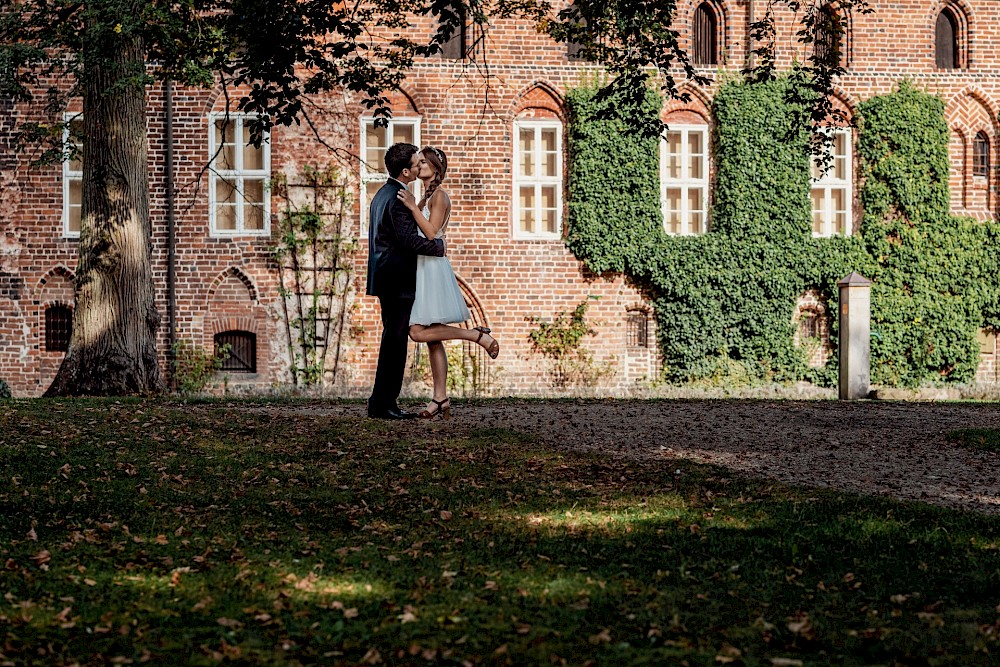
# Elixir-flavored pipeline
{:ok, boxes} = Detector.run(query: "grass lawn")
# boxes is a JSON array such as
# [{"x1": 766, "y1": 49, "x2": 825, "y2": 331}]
[
  {"x1": 951, "y1": 428, "x2": 1000, "y2": 454},
  {"x1": 2, "y1": 399, "x2": 1000, "y2": 666}
]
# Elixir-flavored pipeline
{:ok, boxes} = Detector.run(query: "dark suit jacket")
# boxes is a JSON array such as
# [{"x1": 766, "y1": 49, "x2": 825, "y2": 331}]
[{"x1": 366, "y1": 179, "x2": 445, "y2": 299}]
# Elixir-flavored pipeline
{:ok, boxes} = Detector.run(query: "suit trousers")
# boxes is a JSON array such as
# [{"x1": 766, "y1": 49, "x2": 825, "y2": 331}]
[{"x1": 370, "y1": 295, "x2": 415, "y2": 411}]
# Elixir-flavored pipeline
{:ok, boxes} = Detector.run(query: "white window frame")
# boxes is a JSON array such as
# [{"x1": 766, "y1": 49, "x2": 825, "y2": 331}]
[
  {"x1": 208, "y1": 113, "x2": 271, "y2": 237},
  {"x1": 62, "y1": 113, "x2": 83, "y2": 239},
  {"x1": 811, "y1": 128, "x2": 853, "y2": 238},
  {"x1": 660, "y1": 125, "x2": 710, "y2": 235},
  {"x1": 360, "y1": 117, "x2": 421, "y2": 234},
  {"x1": 512, "y1": 118, "x2": 563, "y2": 240}
]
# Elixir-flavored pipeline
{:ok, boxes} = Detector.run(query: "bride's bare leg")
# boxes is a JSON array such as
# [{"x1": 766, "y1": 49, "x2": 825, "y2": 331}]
[
  {"x1": 427, "y1": 341, "x2": 448, "y2": 408},
  {"x1": 409, "y1": 323, "x2": 499, "y2": 357}
]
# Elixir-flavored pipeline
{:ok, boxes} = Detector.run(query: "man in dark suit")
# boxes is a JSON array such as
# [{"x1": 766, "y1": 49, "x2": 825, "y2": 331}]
[{"x1": 366, "y1": 143, "x2": 446, "y2": 419}]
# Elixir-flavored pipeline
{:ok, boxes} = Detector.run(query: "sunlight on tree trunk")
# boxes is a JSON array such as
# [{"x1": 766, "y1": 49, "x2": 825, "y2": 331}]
[{"x1": 45, "y1": 29, "x2": 161, "y2": 396}]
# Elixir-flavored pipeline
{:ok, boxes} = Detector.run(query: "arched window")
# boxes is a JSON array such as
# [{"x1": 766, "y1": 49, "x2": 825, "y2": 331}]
[
  {"x1": 214, "y1": 330, "x2": 257, "y2": 373},
  {"x1": 45, "y1": 305, "x2": 72, "y2": 352},
  {"x1": 935, "y1": 8, "x2": 959, "y2": 69},
  {"x1": 973, "y1": 132, "x2": 990, "y2": 179},
  {"x1": 693, "y1": 3, "x2": 718, "y2": 66},
  {"x1": 813, "y1": 4, "x2": 842, "y2": 67}
]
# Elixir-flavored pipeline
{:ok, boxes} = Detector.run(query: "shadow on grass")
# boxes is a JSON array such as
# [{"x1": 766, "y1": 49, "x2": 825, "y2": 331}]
[{"x1": 1, "y1": 400, "x2": 999, "y2": 665}]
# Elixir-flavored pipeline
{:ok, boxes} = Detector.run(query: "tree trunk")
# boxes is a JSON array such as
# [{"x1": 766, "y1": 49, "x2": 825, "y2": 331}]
[{"x1": 45, "y1": 29, "x2": 162, "y2": 396}]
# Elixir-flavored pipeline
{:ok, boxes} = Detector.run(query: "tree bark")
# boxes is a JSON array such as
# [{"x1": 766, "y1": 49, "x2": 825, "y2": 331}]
[{"x1": 45, "y1": 29, "x2": 162, "y2": 396}]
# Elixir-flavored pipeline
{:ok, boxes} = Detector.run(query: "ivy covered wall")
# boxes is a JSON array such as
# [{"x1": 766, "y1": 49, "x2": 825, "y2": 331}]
[{"x1": 567, "y1": 78, "x2": 1000, "y2": 387}]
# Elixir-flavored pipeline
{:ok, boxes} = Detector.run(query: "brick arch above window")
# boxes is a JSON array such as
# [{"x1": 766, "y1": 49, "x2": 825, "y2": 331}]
[
  {"x1": 510, "y1": 82, "x2": 565, "y2": 120},
  {"x1": 35, "y1": 265, "x2": 76, "y2": 307},
  {"x1": 383, "y1": 87, "x2": 421, "y2": 116},
  {"x1": 662, "y1": 83, "x2": 712, "y2": 122},
  {"x1": 35, "y1": 264, "x2": 76, "y2": 291},
  {"x1": 207, "y1": 266, "x2": 259, "y2": 304},
  {"x1": 946, "y1": 86, "x2": 1000, "y2": 135}
]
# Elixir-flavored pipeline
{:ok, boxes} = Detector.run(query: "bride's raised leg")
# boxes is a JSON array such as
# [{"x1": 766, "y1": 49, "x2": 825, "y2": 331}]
[{"x1": 409, "y1": 323, "x2": 499, "y2": 358}]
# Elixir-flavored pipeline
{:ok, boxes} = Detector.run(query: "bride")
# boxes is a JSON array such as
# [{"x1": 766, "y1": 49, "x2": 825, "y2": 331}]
[{"x1": 396, "y1": 146, "x2": 500, "y2": 420}]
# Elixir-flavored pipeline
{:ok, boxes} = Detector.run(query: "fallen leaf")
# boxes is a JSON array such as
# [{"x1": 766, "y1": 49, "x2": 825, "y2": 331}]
[
  {"x1": 440, "y1": 510, "x2": 453, "y2": 521},
  {"x1": 770, "y1": 659, "x2": 804, "y2": 666},
  {"x1": 588, "y1": 628, "x2": 611, "y2": 645},
  {"x1": 715, "y1": 643, "x2": 742, "y2": 663},
  {"x1": 29, "y1": 550, "x2": 51, "y2": 567}
]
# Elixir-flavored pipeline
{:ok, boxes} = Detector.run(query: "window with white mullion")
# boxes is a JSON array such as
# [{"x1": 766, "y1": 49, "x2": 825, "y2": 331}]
[
  {"x1": 810, "y1": 129, "x2": 852, "y2": 237},
  {"x1": 661, "y1": 126, "x2": 709, "y2": 235},
  {"x1": 513, "y1": 120, "x2": 563, "y2": 240},
  {"x1": 62, "y1": 114, "x2": 83, "y2": 238},
  {"x1": 209, "y1": 114, "x2": 270, "y2": 237},
  {"x1": 360, "y1": 117, "x2": 421, "y2": 232}
]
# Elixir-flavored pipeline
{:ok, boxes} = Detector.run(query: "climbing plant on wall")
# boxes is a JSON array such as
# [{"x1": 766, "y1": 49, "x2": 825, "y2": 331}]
[{"x1": 567, "y1": 77, "x2": 1000, "y2": 388}]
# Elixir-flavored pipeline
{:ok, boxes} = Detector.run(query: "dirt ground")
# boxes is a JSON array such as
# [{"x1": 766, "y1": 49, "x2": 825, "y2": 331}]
[{"x1": 257, "y1": 399, "x2": 1000, "y2": 515}]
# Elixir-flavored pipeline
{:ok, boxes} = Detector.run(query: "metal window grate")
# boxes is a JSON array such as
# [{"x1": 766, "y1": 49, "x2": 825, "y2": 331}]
[
  {"x1": 935, "y1": 9, "x2": 958, "y2": 69},
  {"x1": 799, "y1": 312, "x2": 821, "y2": 340},
  {"x1": 214, "y1": 330, "x2": 257, "y2": 373},
  {"x1": 693, "y1": 3, "x2": 718, "y2": 66},
  {"x1": 45, "y1": 305, "x2": 72, "y2": 352},
  {"x1": 627, "y1": 312, "x2": 649, "y2": 348},
  {"x1": 974, "y1": 132, "x2": 990, "y2": 179}
]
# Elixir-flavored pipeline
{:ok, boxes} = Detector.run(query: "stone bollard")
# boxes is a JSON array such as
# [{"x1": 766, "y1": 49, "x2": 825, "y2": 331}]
[{"x1": 837, "y1": 272, "x2": 872, "y2": 400}]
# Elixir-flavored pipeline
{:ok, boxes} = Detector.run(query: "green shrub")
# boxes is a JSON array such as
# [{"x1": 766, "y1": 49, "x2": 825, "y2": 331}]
[
  {"x1": 171, "y1": 340, "x2": 229, "y2": 395},
  {"x1": 0, "y1": 379, "x2": 11, "y2": 400}
]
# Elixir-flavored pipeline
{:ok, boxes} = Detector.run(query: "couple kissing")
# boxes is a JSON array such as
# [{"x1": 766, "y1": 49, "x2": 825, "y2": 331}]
[{"x1": 365, "y1": 143, "x2": 500, "y2": 421}]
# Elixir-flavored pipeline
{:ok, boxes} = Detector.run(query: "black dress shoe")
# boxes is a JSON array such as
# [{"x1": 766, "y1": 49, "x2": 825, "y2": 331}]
[{"x1": 367, "y1": 406, "x2": 418, "y2": 420}]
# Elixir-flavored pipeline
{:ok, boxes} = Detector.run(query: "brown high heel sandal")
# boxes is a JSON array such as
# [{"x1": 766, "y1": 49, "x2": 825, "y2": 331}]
[
  {"x1": 419, "y1": 397, "x2": 451, "y2": 421},
  {"x1": 473, "y1": 326, "x2": 500, "y2": 359}
]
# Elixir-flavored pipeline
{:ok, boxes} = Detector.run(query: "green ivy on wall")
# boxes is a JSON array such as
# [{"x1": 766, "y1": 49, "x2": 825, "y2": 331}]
[{"x1": 566, "y1": 77, "x2": 1000, "y2": 388}]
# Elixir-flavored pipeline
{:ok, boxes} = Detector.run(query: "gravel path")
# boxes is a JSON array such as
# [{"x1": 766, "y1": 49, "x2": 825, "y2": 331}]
[{"x1": 256, "y1": 400, "x2": 1000, "y2": 515}]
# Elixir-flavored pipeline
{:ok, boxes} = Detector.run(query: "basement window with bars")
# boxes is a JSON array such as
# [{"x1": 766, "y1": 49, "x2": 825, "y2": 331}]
[
  {"x1": 626, "y1": 311, "x2": 649, "y2": 348},
  {"x1": 45, "y1": 305, "x2": 72, "y2": 352},
  {"x1": 799, "y1": 310, "x2": 822, "y2": 340},
  {"x1": 214, "y1": 331, "x2": 257, "y2": 373}
]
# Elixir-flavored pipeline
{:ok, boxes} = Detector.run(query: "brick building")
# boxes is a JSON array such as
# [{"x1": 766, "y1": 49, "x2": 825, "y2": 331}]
[{"x1": 2, "y1": 0, "x2": 1000, "y2": 396}]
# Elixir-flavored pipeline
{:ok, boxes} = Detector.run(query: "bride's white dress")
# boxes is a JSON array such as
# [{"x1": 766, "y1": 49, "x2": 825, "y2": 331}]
[{"x1": 410, "y1": 204, "x2": 471, "y2": 326}]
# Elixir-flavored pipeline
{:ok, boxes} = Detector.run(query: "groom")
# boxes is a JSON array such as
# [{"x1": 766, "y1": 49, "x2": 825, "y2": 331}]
[{"x1": 366, "y1": 143, "x2": 446, "y2": 419}]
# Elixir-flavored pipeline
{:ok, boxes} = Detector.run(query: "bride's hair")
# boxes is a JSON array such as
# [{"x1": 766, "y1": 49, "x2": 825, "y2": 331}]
[{"x1": 419, "y1": 146, "x2": 447, "y2": 208}]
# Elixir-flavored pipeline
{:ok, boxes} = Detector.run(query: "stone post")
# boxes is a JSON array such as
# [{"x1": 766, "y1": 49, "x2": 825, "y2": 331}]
[{"x1": 838, "y1": 272, "x2": 872, "y2": 400}]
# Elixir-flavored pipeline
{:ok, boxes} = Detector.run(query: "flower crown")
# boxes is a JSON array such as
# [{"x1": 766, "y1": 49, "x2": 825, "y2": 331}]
[{"x1": 428, "y1": 147, "x2": 446, "y2": 164}]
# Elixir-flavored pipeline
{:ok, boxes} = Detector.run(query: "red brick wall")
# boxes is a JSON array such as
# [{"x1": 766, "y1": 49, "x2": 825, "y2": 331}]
[{"x1": 4, "y1": 0, "x2": 1000, "y2": 396}]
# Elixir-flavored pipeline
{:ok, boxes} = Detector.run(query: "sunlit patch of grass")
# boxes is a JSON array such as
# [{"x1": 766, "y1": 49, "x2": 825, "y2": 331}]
[{"x1": 950, "y1": 427, "x2": 1000, "y2": 452}]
